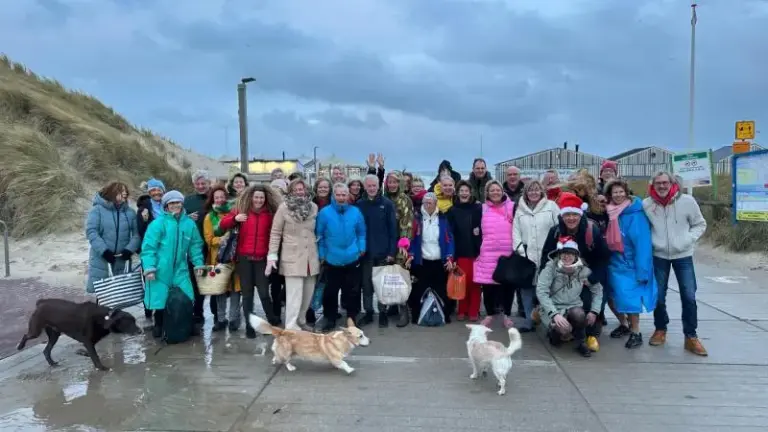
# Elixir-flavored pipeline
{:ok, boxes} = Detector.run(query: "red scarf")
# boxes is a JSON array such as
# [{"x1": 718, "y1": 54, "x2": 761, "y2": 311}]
[
  {"x1": 547, "y1": 187, "x2": 562, "y2": 203},
  {"x1": 648, "y1": 183, "x2": 680, "y2": 207}
]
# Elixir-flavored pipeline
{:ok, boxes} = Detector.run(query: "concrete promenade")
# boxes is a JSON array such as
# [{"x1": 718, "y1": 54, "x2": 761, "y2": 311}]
[{"x1": 0, "y1": 249, "x2": 767, "y2": 431}]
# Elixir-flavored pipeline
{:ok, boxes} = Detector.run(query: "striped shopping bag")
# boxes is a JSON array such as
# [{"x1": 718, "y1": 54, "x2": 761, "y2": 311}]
[{"x1": 94, "y1": 262, "x2": 145, "y2": 309}]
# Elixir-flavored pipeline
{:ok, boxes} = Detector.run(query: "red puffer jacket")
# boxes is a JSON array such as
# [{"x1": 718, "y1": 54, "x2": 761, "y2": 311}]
[{"x1": 219, "y1": 209, "x2": 273, "y2": 260}]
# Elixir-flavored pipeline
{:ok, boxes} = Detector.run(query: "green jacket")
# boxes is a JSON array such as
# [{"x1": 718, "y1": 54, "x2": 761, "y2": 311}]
[
  {"x1": 536, "y1": 260, "x2": 602, "y2": 331},
  {"x1": 140, "y1": 211, "x2": 205, "y2": 310}
]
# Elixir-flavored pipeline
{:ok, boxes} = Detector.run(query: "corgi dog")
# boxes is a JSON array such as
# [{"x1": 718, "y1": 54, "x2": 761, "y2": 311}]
[{"x1": 249, "y1": 314, "x2": 370, "y2": 374}]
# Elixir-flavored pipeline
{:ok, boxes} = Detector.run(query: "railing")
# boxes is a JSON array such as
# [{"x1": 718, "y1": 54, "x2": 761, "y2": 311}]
[{"x1": 0, "y1": 220, "x2": 8, "y2": 277}]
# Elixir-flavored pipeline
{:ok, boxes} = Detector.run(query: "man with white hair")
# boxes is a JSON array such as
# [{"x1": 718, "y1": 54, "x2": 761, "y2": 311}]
[
  {"x1": 355, "y1": 174, "x2": 398, "y2": 327},
  {"x1": 316, "y1": 182, "x2": 367, "y2": 332},
  {"x1": 643, "y1": 171, "x2": 708, "y2": 356},
  {"x1": 183, "y1": 169, "x2": 216, "y2": 324}
]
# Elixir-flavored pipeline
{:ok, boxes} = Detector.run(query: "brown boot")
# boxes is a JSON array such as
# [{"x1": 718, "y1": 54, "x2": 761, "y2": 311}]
[
  {"x1": 649, "y1": 330, "x2": 666, "y2": 346},
  {"x1": 684, "y1": 337, "x2": 708, "y2": 356}
]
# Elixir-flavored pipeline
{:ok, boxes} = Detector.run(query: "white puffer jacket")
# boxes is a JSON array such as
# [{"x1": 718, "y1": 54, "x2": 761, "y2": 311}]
[
  {"x1": 642, "y1": 193, "x2": 707, "y2": 260},
  {"x1": 513, "y1": 198, "x2": 560, "y2": 270}
]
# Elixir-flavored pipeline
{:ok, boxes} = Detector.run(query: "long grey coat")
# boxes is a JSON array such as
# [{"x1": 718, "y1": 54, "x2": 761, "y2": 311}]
[{"x1": 85, "y1": 194, "x2": 141, "y2": 293}]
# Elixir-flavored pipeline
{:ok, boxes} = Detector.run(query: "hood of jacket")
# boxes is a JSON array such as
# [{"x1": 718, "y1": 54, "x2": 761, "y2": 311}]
[
  {"x1": 517, "y1": 197, "x2": 551, "y2": 216},
  {"x1": 621, "y1": 196, "x2": 644, "y2": 216}
]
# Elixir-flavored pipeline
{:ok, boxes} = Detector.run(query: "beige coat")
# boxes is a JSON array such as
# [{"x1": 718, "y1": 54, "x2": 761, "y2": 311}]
[{"x1": 268, "y1": 202, "x2": 321, "y2": 277}]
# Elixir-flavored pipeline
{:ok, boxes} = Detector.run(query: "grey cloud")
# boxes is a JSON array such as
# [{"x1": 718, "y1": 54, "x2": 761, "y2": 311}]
[
  {"x1": 261, "y1": 108, "x2": 388, "y2": 132},
  {"x1": 162, "y1": 17, "x2": 551, "y2": 128}
]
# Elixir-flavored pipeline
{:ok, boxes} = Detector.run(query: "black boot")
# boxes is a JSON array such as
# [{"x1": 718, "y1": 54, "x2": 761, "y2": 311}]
[
  {"x1": 357, "y1": 311, "x2": 374, "y2": 327},
  {"x1": 306, "y1": 308, "x2": 316, "y2": 325},
  {"x1": 144, "y1": 304, "x2": 153, "y2": 320},
  {"x1": 379, "y1": 308, "x2": 389, "y2": 328},
  {"x1": 396, "y1": 305, "x2": 409, "y2": 328},
  {"x1": 243, "y1": 296, "x2": 256, "y2": 339},
  {"x1": 152, "y1": 310, "x2": 164, "y2": 339}
]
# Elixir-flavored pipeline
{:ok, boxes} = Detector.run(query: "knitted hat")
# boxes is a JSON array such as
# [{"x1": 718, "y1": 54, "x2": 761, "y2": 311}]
[
  {"x1": 161, "y1": 190, "x2": 185, "y2": 207},
  {"x1": 600, "y1": 160, "x2": 618, "y2": 175},
  {"x1": 558, "y1": 192, "x2": 588, "y2": 216},
  {"x1": 147, "y1": 178, "x2": 166, "y2": 193},
  {"x1": 549, "y1": 235, "x2": 580, "y2": 259},
  {"x1": 423, "y1": 192, "x2": 438, "y2": 203}
]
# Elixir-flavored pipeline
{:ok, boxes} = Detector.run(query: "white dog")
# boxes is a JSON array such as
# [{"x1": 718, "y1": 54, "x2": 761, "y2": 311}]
[{"x1": 465, "y1": 324, "x2": 522, "y2": 395}]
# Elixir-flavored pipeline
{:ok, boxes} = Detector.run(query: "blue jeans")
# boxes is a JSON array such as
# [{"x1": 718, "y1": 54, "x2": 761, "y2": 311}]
[{"x1": 652, "y1": 256, "x2": 698, "y2": 338}]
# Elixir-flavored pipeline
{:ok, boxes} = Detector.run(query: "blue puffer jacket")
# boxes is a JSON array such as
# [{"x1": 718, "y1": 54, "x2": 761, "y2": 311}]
[
  {"x1": 85, "y1": 194, "x2": 141, "y2": 293},
  {"x1": 316, "y1": 202, "x2": 366, "y2": 266},
  {"x1": 608, "y1": 197, "x2": 658, "y2": 314}
]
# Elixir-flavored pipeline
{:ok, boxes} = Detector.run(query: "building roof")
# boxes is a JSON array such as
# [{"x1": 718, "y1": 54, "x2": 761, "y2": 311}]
[
  {"x1": 712, "y1": 145, "x2": 732, "y2": 162},
  {"x1": 495, "y1": 147, "x2": 604, "y2": 166},
  {"x1": 608, "y1": 147, "x2": 650, "y2": 161}
]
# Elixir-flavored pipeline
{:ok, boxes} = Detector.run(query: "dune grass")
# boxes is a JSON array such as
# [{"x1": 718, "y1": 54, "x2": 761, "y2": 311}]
[{"x1": 0, "y1": 54, "x2": 192, "y2": 237}]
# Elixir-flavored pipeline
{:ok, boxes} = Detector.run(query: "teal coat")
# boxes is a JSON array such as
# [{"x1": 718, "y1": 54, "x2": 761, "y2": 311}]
[
  {"x1": 140, "y1": 211, "x2": 205, "y2": 310},
  {"x1": 85, "y1": 194, "x2": 140, "y2": 293}
]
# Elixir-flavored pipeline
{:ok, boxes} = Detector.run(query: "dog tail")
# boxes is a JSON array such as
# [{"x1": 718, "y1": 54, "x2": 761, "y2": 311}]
[
  {"x1": 248, "y1": 314, "x2": 283, "y2": 337},
  {"x1": 506, "y1": 327, "x2": 522, "y2": 356}
]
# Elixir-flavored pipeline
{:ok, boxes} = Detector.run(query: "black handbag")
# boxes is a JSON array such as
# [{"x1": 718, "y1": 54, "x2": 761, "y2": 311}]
[
  {"x1": 492, "y1": 244, "x2": 537, "y2": 287},
  {"x1": 217, "y1": 227, "x2": 239, "y2": 264}
]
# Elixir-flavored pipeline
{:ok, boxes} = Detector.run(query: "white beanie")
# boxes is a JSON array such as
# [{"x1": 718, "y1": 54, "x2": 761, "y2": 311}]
[{"x1": 161, "y1": 190, "x2": 185, "y2": 207}]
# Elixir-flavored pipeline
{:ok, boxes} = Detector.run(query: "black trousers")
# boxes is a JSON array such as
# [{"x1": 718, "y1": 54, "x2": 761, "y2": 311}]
[
  {"x1": 579, "y1": 286, "x2": 602, "y2": 337},
  {"x1": 323, "y1": 261, "x2": 362, "y2": 321},
  {"x1": 190, "y1": 262, "x2": 217, "y2": 320},
  {"x1": 269, "y1": 272, "x2": 284, "y2": 318},
  {"x1": 482, "y1": 284, "x2": 514, "y2": 317},
  {"x1": 236, "y1": 258, "x2": 276, "y2": 327},
  {"x1": 409, "y1": 260, "x2": 452, "y2": 320}
]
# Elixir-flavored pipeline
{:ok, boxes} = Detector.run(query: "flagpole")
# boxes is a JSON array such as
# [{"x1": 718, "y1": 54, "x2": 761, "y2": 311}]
[{"x1": 688, "y1": 2, "x2": 698, "y2": 149}]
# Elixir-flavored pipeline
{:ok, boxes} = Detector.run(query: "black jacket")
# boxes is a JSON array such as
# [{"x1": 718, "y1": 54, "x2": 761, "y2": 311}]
[
  {"x1": 428, "y1": 160, "x2": 462, "y2": 192},
  {"x1": 447, "y1": 202, "x2": 482, "y2": 258},
  {"x1": 354, "y1": 194, "x2": 398, "y2": 260},
  {"x1": 136, "y1": 195, "x2": 155, "y2": 241},
  {"x1": 539, "y1": 215, "x2": 611, "y2": 285},
  {"x1": 503, "y1": 181, "x2": 525, "y2": 207}
]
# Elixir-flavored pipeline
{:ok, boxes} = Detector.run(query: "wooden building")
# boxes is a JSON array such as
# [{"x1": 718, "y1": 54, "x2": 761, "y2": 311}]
[
  {"x1": 713, "y1": 143, "x2": 765, "y2": 174},
  {"x1": 608, "y1": 146, "x2": 674, "y2": 179},
  {"x1": 494, "y1": 144, "x2": 604, "y2": 180}
]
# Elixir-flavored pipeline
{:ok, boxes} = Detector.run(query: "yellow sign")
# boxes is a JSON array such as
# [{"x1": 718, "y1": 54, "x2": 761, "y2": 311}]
[
  {"x1": 733, "y1": 141, "x2": 751, "y2": 154},
  {"x1": 737, "y1": 211, "x2": 768, "y2": 222},
  {"x1": 735, "y1": 120, "x2": 755, "y2": 140}
]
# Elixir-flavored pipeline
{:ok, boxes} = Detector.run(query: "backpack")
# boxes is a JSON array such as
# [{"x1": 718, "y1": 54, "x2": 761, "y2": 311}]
[
  {"x1": 417, "y1": 288, "x2": 445, "y2": 327},
  {"x1": 163, "y1": 285, "x2": 194, "y2": 344}
]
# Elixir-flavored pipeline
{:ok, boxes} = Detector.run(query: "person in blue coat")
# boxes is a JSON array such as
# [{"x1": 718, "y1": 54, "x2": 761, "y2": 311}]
[
  {"x1": 316, "y1": 182, "x2": 366, "y2": 332},
  {"x1": 604, "y1": 179, "x2": 657, "y2": 350},
  {"x1": 85, "y1": 182, "x2": 141, "y2": 294},
  {"x1": 406, "y1": 193, "x2": 456, "y2": 323}
]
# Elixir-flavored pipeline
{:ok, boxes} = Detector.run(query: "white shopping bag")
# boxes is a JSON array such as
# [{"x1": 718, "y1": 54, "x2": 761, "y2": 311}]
[{"x1": 372, "y1": 264, "x2": 412, "y2": 306}]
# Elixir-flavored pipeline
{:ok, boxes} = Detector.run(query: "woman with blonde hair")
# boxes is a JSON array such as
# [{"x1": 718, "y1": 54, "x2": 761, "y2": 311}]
[
  {"x1": 266, "y1": 178, "x2": 321, "y2": 331},
  {"x1": 218, "y1": 184, "x2": 281, "y2": 338}
]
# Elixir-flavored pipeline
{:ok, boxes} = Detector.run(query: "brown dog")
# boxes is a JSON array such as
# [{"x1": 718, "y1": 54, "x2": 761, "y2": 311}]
[
  {"x1": 17, "y1": 299, "x2": 142, "y2": 371},
  {"x1": 249, "y1": 314, "x2": 370, "y2": 374}
]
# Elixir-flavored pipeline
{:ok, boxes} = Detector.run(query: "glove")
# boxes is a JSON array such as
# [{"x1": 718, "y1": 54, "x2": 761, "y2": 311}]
[
  {"x1": 120, "y1": 249, "x2": 133, "y2": 258},
  {"x1": 102, "y1": 250, "x2": 116, "y2": 264},
  {"x1": 265, "y1": 260, "x2": 277, "y2": 276}
]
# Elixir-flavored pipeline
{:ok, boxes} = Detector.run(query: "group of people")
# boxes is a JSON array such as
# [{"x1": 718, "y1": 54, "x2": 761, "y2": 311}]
[{"x1": 83, "y1": 153, "x2": 709, "y2": 358}]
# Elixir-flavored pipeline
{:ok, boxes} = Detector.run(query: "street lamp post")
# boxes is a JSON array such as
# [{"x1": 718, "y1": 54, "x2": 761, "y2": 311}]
[
  {"x1": 313, "y1": 146, "x2": 319, "y2": 186},
  {"x1": 238, "y1": 77, "x2": 255, "y2": 174},
  {"x1": 688, "y1": 2, "x2": 698, "y2": 149}
]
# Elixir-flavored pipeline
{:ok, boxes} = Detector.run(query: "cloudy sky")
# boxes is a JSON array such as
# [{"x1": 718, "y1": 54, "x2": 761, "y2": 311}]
[{"x1": 2, "y1": 0, "x2": 767, "y2": 171}]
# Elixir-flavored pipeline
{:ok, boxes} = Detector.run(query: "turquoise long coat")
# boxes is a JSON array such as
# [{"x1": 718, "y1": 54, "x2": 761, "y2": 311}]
[{"x1": 140, "y1": 211, "x2": 205, "y2": 310}]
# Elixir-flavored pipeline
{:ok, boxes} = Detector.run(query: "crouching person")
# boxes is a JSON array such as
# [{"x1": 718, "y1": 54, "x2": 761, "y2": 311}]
[
  {"x1": 536, "y1": 237, "x2": 602, "y2": 357},
  {"x1": 141, "y1": 191, "x2": 206, "y2": 339}
]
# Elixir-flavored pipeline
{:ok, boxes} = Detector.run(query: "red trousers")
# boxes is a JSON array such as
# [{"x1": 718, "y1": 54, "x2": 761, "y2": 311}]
[{"x1": 456, "y1": 257, "x2": 481, "y2": 319}]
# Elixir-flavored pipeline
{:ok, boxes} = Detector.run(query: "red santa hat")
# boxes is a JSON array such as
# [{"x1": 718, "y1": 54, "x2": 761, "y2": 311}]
[
  {"x1": 600, "y1": 160, "x2": 618, "y2": 175},
  {"x1": 556, "y1": 236, "x2": 580, "y2": 255},
  {"x1": 558, "y1": 192, "x2": 588, "y2": 216}
]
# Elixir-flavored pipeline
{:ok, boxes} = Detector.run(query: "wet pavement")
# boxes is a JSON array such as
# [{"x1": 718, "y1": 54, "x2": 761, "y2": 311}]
[{"x1": 1, "y1": 255, "x2": 768, "y2": 431}]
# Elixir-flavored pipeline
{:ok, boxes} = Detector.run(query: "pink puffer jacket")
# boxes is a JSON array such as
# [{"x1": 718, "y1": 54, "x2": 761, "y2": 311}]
[{"x1": 473, "y1": 199, "x2": 514, "y2": 285}]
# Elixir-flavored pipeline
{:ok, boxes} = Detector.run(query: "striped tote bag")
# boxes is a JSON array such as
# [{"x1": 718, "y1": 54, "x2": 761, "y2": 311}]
[{"x1": 94, "y1": 261, "x2": 145, "y2": 309}]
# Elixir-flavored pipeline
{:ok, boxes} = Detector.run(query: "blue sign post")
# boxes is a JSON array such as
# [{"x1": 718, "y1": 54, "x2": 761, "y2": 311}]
[{"x1": 732, "y1": 149, "x2": 768, "y2": 225}]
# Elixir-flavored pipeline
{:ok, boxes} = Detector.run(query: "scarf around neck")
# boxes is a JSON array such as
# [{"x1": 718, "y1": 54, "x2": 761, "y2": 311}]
[
  {"x1": 649, "y1": 183, "x2": 680, "y2": 207},
  {"x1": 605, "y1": 199, "x2": 631, "y2": 253},
  {"x1": 285, "y1": 195, "x2": 312, "y2": 222},
  {"x1": 557, "y1": 257, "x2": 583, "y2": 275},
  {"x1": 150, "y1": 199, "x2": 163, "y2": 219}
]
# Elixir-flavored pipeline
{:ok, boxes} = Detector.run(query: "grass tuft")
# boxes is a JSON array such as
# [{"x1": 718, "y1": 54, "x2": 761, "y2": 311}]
[{"x1": 0, "y1": 54, "x2": 194, "y2": 236}]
